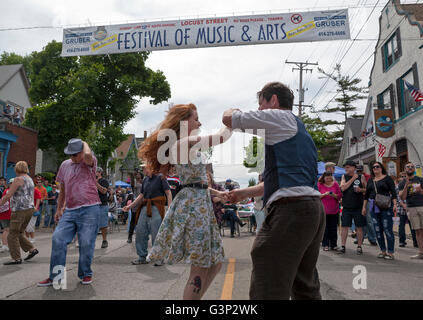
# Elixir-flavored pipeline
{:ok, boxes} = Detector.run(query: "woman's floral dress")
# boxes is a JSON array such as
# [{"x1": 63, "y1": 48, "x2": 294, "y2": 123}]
[{"x1": 147, "y1": 152, "x2": 224, "y2": 267}]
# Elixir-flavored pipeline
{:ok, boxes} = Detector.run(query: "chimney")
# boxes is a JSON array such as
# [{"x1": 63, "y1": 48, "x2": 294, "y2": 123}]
[{"x1": 144, "y1": 130, "x2": 147, "y2": 139}]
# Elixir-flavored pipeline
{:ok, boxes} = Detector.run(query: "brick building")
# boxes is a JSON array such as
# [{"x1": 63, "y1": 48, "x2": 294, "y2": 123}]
[{"x1": 0, "y1": 64, "x2": 38, "y2": 179}]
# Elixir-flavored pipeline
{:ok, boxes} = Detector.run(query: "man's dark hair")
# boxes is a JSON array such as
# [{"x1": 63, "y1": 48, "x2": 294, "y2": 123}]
[
  {"x1": 404, "y1": 161, "x2": 414, "y2": 170},
  {"x1": 0, "y1": 177, "x2": 5, "y2": 181},
  {"x1": 257, "y1": 82, "x2": 294, "y2": 110}
]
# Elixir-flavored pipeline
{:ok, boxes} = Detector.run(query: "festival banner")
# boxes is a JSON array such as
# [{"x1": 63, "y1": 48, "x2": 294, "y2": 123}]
[{"x1": 61, "y1": 9, "x2": 350, "y2": 56}]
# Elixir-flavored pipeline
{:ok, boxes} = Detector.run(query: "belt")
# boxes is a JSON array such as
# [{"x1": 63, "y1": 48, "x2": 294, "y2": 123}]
[
  {"x1": 181, "y1": 183, "x2": 209, "y2": 189},
  {"x1": 272, "y1": 196, "x2": 319, "y2": 205}
]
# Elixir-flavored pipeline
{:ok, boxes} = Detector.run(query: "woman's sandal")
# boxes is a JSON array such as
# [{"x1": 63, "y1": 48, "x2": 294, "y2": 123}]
[{"x1": 323, "y1": 246, "x2": 329, "y2": 251}]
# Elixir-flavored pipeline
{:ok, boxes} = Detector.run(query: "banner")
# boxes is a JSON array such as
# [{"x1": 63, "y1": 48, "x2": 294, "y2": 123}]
[
  {"x1": 374, "y1": 109, "x2": 395, "y2": 138},
  {"x1": 61, "y1": 9, "x2": 350, "y2": 56}
]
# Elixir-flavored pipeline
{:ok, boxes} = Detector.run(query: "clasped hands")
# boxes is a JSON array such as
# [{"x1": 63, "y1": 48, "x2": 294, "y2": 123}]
[{"x1": 214, "y1": 188, "x2": 249, "y2": 204}]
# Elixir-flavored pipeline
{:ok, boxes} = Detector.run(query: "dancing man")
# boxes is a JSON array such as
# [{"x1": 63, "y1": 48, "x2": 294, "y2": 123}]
[
  {"x1": 223, "y1": 82, "x2": 325, "y2": 300},
  {"x1": 38, "y1": 139, "x2": 101, "y2": 286}
]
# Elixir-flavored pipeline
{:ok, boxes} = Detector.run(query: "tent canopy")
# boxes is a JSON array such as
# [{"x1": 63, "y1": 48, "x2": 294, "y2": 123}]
[
  {"x1": 317, "y1": 162, "x2": 345, "y2": 178},
  {"x1": 115, "y1": 180, "x2": 131, "y2": 188}
]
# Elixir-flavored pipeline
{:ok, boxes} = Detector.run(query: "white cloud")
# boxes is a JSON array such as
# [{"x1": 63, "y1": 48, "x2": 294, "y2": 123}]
[{"x1": 1, "y1": 0, "x2": 405, "y2": 186}]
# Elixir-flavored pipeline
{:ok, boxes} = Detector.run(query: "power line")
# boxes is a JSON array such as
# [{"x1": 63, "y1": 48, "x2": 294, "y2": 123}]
[
  {"x1": 309, "y1": 0, "x2": 382, "y2": 107},
  {"x1": 2, "y1": 1, "x2": 421, "y2": 32}
]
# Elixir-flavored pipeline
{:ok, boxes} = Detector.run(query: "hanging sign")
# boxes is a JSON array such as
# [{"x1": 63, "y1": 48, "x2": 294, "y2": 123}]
[{"x1": 61, "y1": 9, "x2": 350, "y2": 56}]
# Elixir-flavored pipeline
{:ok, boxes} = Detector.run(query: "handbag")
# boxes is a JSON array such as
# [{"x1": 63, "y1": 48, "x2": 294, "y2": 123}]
[
  {"x1": 33, "y1": 210, "x2": 41, "y2": 217},
  {"x1": 373, "y1": 180, "x2": 391, "y2": 210}
]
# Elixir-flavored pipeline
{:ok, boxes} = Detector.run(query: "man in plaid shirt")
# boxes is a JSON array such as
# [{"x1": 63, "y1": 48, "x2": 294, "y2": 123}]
[{"x1": 397, "y1": 173, "x2": 418, "y2": 247}]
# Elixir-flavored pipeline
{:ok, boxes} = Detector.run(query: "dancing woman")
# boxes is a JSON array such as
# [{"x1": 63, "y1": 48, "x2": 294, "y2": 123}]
[{"x1": 140, "y1": 103, "x2": 231, "y2": 300}]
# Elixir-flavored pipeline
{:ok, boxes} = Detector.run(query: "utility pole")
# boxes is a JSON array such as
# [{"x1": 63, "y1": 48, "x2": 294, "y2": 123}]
[{"x1": 285, "y1": 60, "x2": 318, "y2": 117}]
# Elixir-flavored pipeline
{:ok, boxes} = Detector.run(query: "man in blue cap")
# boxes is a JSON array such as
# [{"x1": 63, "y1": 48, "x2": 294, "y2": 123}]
[{"x1": 38, "y1": 138, "x2": 101, "y2": 287}]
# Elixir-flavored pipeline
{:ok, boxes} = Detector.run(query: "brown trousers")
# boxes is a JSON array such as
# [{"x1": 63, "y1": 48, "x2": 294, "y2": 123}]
[
  {"x1": 8, "y1": 208, "x2": 35, "y2": 260},
  {"x1": 249, "y1": 197, "x2": 325, "y2": 300}
]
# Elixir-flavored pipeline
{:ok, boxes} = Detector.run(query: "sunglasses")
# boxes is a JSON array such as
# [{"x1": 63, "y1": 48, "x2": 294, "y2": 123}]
[
  {"x1": 372, "y1": 165, "x2": 381, "y2": 169},
  {"x1": 406, "y1": 165, "x2": 415, "y2": 169},
  {"x1": 70, "y1": 153, "x2": 79, "y2": 157}
]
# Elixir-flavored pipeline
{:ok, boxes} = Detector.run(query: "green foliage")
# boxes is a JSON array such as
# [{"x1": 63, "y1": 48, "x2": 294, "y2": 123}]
[
  {"x1": 0, "y1": 51, "x2": 35, "y2": 79},
  {"x1": 17, "y1": 41, "x2": 171, "y2": 169},
  {"x1": 38, "y1": 172, "x2": 55, "y2": 182},
  {"x1": 314, "y1": 64, "x2": 368, "y2": 162},
  {"x1": 248, "y1": 178, "x2": 257, "y2": 187},
  {"x1": 317, "y1": 64, "x2": 368, "y2": 125},
  {"x1": 243, "y1": 136, "x2": 265, "y2": 174}
]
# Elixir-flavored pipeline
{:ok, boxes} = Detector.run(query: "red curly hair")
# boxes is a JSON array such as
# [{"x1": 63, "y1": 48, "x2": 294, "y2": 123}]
[{"x1": 139, "y1": 104, "x2": 197, "y2": 175}]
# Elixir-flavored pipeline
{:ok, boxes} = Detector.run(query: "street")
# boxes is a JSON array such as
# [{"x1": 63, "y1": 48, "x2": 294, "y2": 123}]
[{"x1": 0, "y1": 226, "x2": 422, "y2": 300}]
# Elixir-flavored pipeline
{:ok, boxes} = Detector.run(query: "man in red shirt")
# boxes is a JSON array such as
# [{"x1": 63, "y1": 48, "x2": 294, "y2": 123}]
[{"x1": 38, "y1": 139, "x2": 101, "y2": 287}]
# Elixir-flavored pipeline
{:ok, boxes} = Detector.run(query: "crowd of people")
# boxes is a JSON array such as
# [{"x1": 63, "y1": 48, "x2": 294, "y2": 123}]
[
  {"x1": 1, "y1": 81, "x2": 422, "y2": 301},
  {"x1": 318, "y1": 160, "x2": 423, "y2": 260}
]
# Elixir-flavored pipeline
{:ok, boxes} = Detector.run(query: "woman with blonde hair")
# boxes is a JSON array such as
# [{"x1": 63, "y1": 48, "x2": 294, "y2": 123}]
[
  {"x1": 0, "y1": 161, "x2": 39, "y2": 265},
  {"x1": 142, "y1": 103, "x2": 232, "y2": 300}
]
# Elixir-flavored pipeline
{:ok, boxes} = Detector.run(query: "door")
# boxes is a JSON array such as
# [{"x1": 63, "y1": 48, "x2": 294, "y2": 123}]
[{"x1": 382, "y1": 157, "x2": 401, "y2": 179}]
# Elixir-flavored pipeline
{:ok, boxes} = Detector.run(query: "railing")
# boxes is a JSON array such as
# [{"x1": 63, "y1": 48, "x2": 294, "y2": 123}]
[
  {"x1": 0, "y1": 99, "x2": 24, "y2": 125},
  {"x1": 348, "y1": 133, "x2": 375, "y2": 157}
]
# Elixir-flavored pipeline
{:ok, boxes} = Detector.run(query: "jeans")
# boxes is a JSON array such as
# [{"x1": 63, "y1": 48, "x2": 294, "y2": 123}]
[
  {"x1": 127, "y1": 210, "x2": 132, "y2": 233},
  {"x1": 254, "y1": 209, "x2": 265, "y2": 233},
  {"x1": 43, "y1": 204, "x2": 56, "y2": 227},
  {"x1": 322, "y1": 213, "x2": 339, "y2": 248},
  {"x1": 49, "y1": 205, "x2": 100, "y2": 280},
  {"x1": 35, "y1": 203, "x2": 42, "y2": 227},
  {"x1": 371, "y1": 207, "x2": 395, "y2": 254},
  {"x1": 135, "y1": 206, "x2": 162, "y2": 259},
  {"x1": 399, "y1": 214, "x2": 418, "y2": 245},
  {"x1": 223, "y1": 211, "x2": 242, "y2": 235},
  {"x1": 363, "y1": 202, "x2": 377, "y2": 243}
]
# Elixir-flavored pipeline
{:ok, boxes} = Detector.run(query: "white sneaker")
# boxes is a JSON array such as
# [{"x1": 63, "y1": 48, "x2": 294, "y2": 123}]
[
  {"x1": 0, "y1": 245, "x2": 9, "y2": 252},
  {"x1": 76, "y1": 243, "x2": 79, "y2": 248},
  {"x1": 30, "y1": 239, "x2": 35, "y2": 244}
]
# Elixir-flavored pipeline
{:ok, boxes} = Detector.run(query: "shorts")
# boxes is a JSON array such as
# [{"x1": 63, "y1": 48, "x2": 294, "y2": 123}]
[
  {"x1": 407, "y1": 206, "x2": 423, "y2": 230},
  {"x1": 25, "y1": 216, "x2": 37, "y2": 233},
  {"x1": 0, "y1": 220, "x2": 10, "y2": 228},
  {"x1": 98, "y1": 205, "x2": 109, "y2": 229},
  {"x1": 341, "y1": 209, "x2": 366, "y2": 228}
]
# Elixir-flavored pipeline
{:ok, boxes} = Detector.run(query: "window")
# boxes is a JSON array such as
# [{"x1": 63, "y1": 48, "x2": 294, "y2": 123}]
[
  {"x1": 382, "y1": 28, "x2": 402, "y2": 71},
  {"x1": 377, "y1": 84, "x2": 396, "y2": 118},
  {"x1": 397, "y1": 65, "x2": 421, "y2": 118}
]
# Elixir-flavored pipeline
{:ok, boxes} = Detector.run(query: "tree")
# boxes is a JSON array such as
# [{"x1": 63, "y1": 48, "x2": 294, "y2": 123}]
[
  {"x1": 317, "y1": 64, "x2": 368, "y2": 125},
  {"x1": 243, "y1": 136, "x2": 265, "y2": 174},
  {"x1": 315, "y1": 64, "x2": 368, "y2": 162},
  {"x1": 22, "y1": 41, "x2": 171, "y2": 169},
  {"x1": 0, "y1": 51, "x2": 35, "y2": 79},
  {"x1": 301, "y1": 114, "x2": 340, "y2": 162},
  {"x1": 248, "y1": 178, "x2": 257, "y2": 187}
]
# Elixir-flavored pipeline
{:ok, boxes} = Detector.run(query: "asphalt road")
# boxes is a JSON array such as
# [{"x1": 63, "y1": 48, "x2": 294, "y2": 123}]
[{"x1": 0, "y1": 226, "x2": 422, "y2": 300}]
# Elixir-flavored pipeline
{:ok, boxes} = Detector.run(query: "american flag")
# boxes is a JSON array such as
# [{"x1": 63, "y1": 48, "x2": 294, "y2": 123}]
[
  {"x1": 378, "y1": 143, "x2": 387, "y2": 158},
  {"x1": 404, "y1": 80, "x2": 423, "y2": 102}
]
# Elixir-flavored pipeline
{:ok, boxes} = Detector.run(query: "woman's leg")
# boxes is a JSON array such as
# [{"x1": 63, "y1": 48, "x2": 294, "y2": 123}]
[
  {"x1": 329, "y1": 214, "x2": 339, "y2": 248},
  {"x1": 183, "y1": 265, "x2": 210, "y2": 300},
  {"x1": 371, "y1": 209, "x2": 386, "y2": 253},
  {"x1": 201, "y1": 263, "x2": 223, "y2": 299},
  {"x1": 2, "y1": 227, "x2": 8, "y2": 246},
  {"x1": 322, "y1": 215, "x2": 330, "y2": 247},
  {"x1": 382, "y1": 210, "x2": 395, "y2": 254}
]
